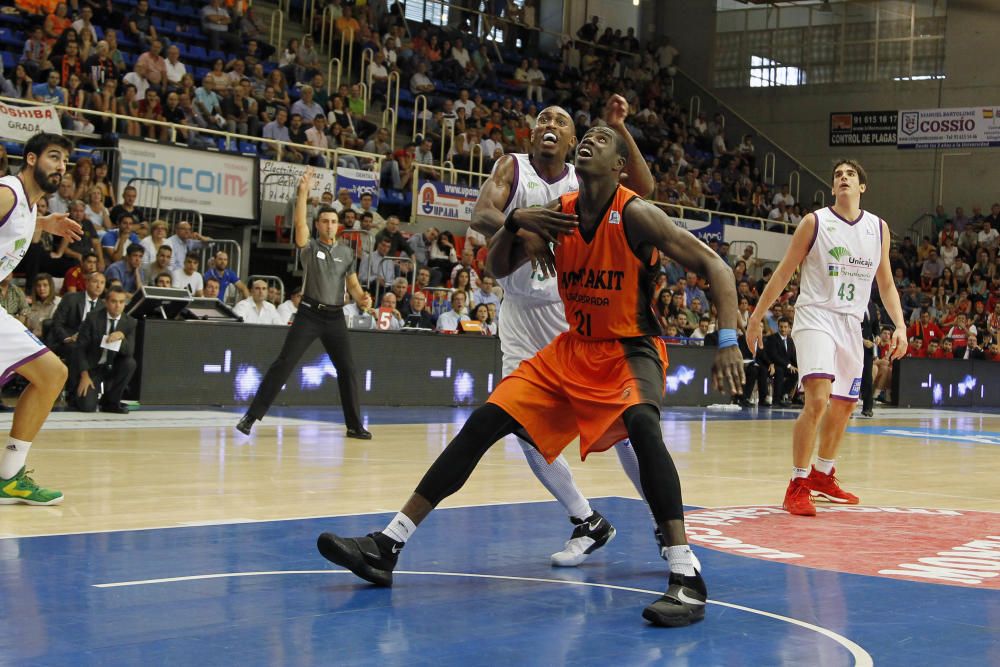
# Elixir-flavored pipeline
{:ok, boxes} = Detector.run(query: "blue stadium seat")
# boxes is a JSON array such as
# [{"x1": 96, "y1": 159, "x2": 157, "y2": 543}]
[
  {"x1": 1, "y1": 51, "x2": 14, "y2": 72},
  {"x1": 207, "y1": 50, "x2": 226, "y2": 63},
  {"x1": 189, "y1": 44, "x2": 208, "y2": 61},
  {"x1": 0, "y1": 12, "x2": 25, "y2": 29},
  {"x1": 238, "y1": 141, "x2": 258, "y2": 156},
  {"x1": 4, "y1": 142, "x2": 23, "y2": 157}
]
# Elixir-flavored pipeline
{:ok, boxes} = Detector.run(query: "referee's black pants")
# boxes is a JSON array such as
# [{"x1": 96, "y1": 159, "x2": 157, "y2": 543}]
[{"x1": 247, "y1": 304, "x2": 363, "y2": 430}]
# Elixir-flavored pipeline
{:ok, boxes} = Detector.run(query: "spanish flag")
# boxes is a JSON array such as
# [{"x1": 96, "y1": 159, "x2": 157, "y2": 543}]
[{"x1": 984, "y1": 109, "x2": 995, "y2": 119}]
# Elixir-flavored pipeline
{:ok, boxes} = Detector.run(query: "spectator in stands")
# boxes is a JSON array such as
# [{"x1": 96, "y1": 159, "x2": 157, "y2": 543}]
[
  {"x1": 201, "y1": 0, "x2": 239, "y2": 52},
  {"x1": 763, "y1": 317, "x2": 798, "y2": 407},
  {"x1": 293, "y1": 34, "x2": 321, "y2": 85},
  {"x1": 101, "y1": 213, "x2": 140, "y2": 265},
  {"x1": 979, "y1": 220, "x2": 1000, "y2": 257},
  {"x1": 136, "y1": 39, "x2": 168, "y2": 93},
  {"x1": 276, "y1": 286, "x2": 301, "y2": 324},
  {"x1": 203, "y1": 276, "x2": 222, "y2": 300},
  {"x1": 21, "y1": 27, "x2": 53, "y2": 81},
  {"x1": 221, "y1": 87, "x2": 255, "y2": 137},
  {"x1": 344, "y1": 290, "x2": 376, "y2": 329},
  {"x1": 358, "y1": 237, "x2": 396, "y2": 294},
  {"x1": 164, "y1": 44, "x2": 187, "y2": 90},
  {"x1": 205, "y1": 250, "x2": 249, "y2": 302},
  {"x1": 429, "y1": 230, "x2": 458, "y2": 285},
  {"x1": 24, "y1": 273, "x2": 59, "y2": 338},
  {"x1": 61, "y1": 252, "x2": 98, "y2": 296},
  {"x1": 450, "y1": 246, "x2": 481, "y2": 288},
  {"x1": 473, "y1": 275, "x2": 502, "y2": 311},
  {"x1": 67, "y1": 285, "x2": 135, "y2": 414},
  {"x1": 525, "y1": 58, "x2": 545, "y2": 104},
  {"x1": 356, "y1": 192, "x2": 385, "y2": 230},
  {"x1": 375, "y1": 215, "x2": 407, "y2": 256},
  {"x1": 436, "y1": 291, "x2": 470, "y2": 332},
  {"x1": 145, "y1": 246, "x2": 174, "y2": 287},
  {"x1": 136, "y1": 88, "x2": 164, "y2": 140},
  {"x1": 374, "y1": 292, "x2": 404, "y2": 331},
  {"x1": 332, "y1": 188, "x2": 356, "y2": 215},
  {"x1": 410, "y1": 61, "x2": 436, "y2": 97},
  {"x1": 470, "y1": 303, "x2": 495, "y2": 336},
  {"x1": 51, "y1": 201, "x2": 105, "y2": 276},
  {"x1": 407, "y1": 227, "x2": 438, "y2": 267},
  {"x1": 173, "y1": 252, "x2": 204, "y2": 296},
  {"x1": 262, "y1": 108, "x2": 299, "y2": 161},
  {"x1": 291, "y1": 84, "x2": 324, "y2": 123},
  {"x1": 402, "y1": 291, "x2": 435, "y2": 329},
  {"x1": 165, "y1": 221, "x2": 210, "y2": 271},
  {"x1": 233, "y1": 279, "x2": 284, "y2": 325},
  {"x1": 0, "y1": 274, "x2": 29, "y2": 325},
  {"x1": 104, "y1": 244, "x2": 145, "y2": 295},
  {"x1": 303, "y1": 114, "x2": 331, "y2": 166},
  {"x1": 920, "y1": 248, "x2": 945, "y2": 290}
]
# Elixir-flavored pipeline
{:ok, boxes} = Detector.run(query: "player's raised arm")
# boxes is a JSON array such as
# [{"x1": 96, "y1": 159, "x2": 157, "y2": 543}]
[
  {"x1": 746, "y1": 213, "x2": 816, "y2": 353},
  {"x1": 624, "y1": 198, "x2": 745, "y2": 394},
  {"x1": 603, "y1": 94, "x2": 654, "y2": 198},
  {"x1": 470, "y1": 154, "x2": 517, "y2": 237}
]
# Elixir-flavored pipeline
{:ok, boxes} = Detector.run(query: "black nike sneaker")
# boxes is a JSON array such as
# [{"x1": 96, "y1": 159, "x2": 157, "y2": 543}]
[
  {"x1": 642, "y1": 571, "x2": 708, "y2": 627},
  {"x1": 550, "y1": 511, "x2": 616, "y2": 567},
  {"x1": 317, "y1": 531, "x2": 401, "y2": 587}
]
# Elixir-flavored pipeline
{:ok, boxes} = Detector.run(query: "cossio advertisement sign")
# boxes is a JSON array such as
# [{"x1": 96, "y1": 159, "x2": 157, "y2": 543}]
[
  {"x1": 117, "y1": 139, "x2": 257, "y2": 220},
  {"x1": 897, "y1": 106, "x2": 1000, "y2": 149}
]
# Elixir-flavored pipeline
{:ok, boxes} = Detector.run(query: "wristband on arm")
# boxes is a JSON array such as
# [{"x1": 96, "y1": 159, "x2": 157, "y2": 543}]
[
  {"x1": 503, "y1": 209, "x2": 520, "y2": 234},
  {"x1": 718, "y1": 328, "x2": 738, "y2": 349}
]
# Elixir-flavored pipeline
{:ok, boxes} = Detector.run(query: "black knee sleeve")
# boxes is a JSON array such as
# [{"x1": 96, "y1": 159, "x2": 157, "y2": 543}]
[
  {"x1": 622, "y1": 403, "x2": 685, "y2": 524},
  {"x1": 414, "y1": 403, "x2": 519, "y2": 506}
]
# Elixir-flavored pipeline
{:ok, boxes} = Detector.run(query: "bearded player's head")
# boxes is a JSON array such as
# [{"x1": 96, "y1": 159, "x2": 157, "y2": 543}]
[
  {"x1": 530, "y1": 106, "x2": 576, "y2": 161},
  {"x1": 23, "y1": 132, "x2": 74, "y2": 196}
]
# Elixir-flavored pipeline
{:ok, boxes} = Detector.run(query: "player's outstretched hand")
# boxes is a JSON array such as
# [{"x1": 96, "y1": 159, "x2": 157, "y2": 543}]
[
  {"x1": 521, "y1": 230, "x2": 557, "y2": 278},
  {"x1": 888, "y1": 328, "x2": 908, "y2": 360},
  {"x1": 40, "y1": 212, "x2": 82, "y2": 241},
  {"x1": 712, "y1": 345, "x2": 746, "y2": 396},
  {"x1": 298, "y1": 166, "x2": 316, "y2": 193},
  {"x1": 513, "y1": 207, "x2": 578, "y2": 244},
  {"x1": 603, "y1": 94, "x2": 630, "y2": 128}
]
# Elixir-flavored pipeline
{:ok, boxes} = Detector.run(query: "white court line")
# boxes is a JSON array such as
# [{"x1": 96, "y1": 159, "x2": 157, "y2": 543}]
[
  {"x1": 92, "y1": 569, "x2": 873, "y2": 667},
  {"x1": 0, "y1": 496, "x2": 605, "y2": 541}
]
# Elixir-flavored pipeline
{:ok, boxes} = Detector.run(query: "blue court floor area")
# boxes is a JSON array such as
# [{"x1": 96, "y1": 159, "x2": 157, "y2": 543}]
[{"x1": 1, "y1": 498, "x2": 995, "y2": 666}]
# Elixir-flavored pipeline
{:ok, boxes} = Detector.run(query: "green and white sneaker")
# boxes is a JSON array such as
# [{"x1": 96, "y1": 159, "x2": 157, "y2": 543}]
[{"x1": 0, "y1": 468, "x2": 64, "y2": 506}]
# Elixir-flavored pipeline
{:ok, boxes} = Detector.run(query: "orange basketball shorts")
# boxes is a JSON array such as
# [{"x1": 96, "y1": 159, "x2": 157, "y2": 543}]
[{"x1": 488, "y1": 333, "x2": 668, "y2": 463}]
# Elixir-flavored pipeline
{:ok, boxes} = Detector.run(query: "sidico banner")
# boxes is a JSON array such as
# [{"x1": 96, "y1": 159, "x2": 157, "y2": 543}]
[
  {"x1": 0, "y1": 101, "x2": 62, "y2": 141},
  {"x1": 897, "y1": 106, "x2": 1000, "y2": 149},
  {"x1": 117, "y1": 139, "x2": 256, "y2": 219},
  {"x1": 417, "y1": 179, "x2": 479, "y2": 222}
]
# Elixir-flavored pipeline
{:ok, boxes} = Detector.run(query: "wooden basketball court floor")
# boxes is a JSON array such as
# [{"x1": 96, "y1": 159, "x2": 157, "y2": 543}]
[{"x1": 0, "y1": 405, "x2": 997, "y2": 666}]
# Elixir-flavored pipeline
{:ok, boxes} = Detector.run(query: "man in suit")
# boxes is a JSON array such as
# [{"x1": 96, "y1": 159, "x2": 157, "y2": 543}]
[
  {"x1": 71, "y1": 286, "x2": 137, "y2": 414},
  {"x1": 737, "y1": 331, "x2": 770, "y2": 408},
  {"x1": 47, "y1": 271, "x2": 106, "y2": 360},
  {"x1": 763, "y1": 316, "x2": 798, "y2": 406}
]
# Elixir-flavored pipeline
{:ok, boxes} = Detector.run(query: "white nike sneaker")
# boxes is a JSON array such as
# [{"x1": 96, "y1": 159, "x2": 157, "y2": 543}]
[{"x1": 550, "y1": 511, "x2": 616, "y2": 567}]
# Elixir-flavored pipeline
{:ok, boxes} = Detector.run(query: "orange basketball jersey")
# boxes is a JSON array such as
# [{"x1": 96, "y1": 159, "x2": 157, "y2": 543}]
[{"x1": 556, "y1": 186, "x2": 661, "y2": 340}]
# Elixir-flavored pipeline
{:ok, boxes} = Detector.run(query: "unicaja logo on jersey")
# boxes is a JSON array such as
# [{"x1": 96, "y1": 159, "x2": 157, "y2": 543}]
[{"x1": 828, "y1": 246, "x2": 850, "y2": 261}]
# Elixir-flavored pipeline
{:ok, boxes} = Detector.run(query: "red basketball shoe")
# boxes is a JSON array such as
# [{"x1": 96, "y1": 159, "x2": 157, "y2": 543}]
[
  {"x1": 806, "y1": 466, "x2": 860, "y2": 504},
  {"x1": 782, "y1": 477, "x2": 816, "y2": 516}
]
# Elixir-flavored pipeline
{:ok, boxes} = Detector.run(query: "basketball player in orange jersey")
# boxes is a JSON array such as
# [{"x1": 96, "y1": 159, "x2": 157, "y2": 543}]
[
  {"x1": 469, "y1": 96, "x2": 657, "y2": 567},
  {"x1": 747, "y1": 160, "x2": 907, "y2": 516},
  {"x1": 318, "y1": 126, "x2": 745, "y2": 628}
]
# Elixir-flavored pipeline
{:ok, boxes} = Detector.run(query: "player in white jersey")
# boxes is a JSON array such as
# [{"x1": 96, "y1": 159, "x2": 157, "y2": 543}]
[
  {"x1": 470, "y1": 97, "x2": 660, "y2": 565},
  {"x1": 747, "y1": 159, "x2": 907, "y2": 516},
  {"x1": 0, "y1": 132, "x2": 82, "y2": 506}
]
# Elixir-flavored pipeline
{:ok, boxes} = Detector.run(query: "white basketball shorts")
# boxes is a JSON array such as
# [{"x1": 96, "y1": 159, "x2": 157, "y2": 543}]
[
  {"x1": 498, "y1": 298, "x2": 568, "y2": 377},
  {"x1": 791, "y1": 306, "x2": 864, "y2": 402},
  {"x1": 0, "y1": 308, "x2": 49, "y2": 385}
]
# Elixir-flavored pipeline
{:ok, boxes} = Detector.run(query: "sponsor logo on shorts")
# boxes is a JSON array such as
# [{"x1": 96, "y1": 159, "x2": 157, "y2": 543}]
[
  {"x1": 685, "y1": 505, "x2": 1000, "y2": 588},
  {"x1": 850, "y1": 377, "x2": 862, "y2": 396}
]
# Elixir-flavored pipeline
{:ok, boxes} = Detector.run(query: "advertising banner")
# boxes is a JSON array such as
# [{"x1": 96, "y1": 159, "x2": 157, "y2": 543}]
[
  {"x1": 0, "y1": 101, "x2": 62, "y2": 141},
  {"x1": 416, "y1": 180, "x2": 479, "y2": 221},
  {"x1": 897, "y1": 106, "x2": 1000, "y2": 149},
  {"x1": 673, "y1": 213, "x2": 725, "y2": 243},
  {"x1": 335, "y1": 167, "x2": 380, "y2": 206},
  {"x1": 117, "y1": 139, "x2": 256, "y2": 219},
  {"x1": 259, "y1": 159, "x2": 336, "y2": 201},
  {"x1": 829, "y1": 110, "x2": 898, "y2": 147}
]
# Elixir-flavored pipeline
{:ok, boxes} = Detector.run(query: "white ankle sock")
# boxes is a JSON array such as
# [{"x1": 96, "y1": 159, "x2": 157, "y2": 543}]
[
  {"x1": 815, "y1": 457, "x2": 835, "y2": 475},
  {"x1": 383, "y1": 512, "x2": 417, "y2": 543},
  {"x1": 0, "y1": 438, "x2": 31, "y2": 479},
  {"x1": 667, "y1": 545, "x2": 697, "y2": 577},
  {"x1": 792, "y1": 466, "x2": 810, "y2": 480}
]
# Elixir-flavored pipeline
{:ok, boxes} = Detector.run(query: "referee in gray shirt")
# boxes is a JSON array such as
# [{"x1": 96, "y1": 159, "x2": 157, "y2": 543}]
[{"x1": 237, "y1": 169, "x2": 372, "y2": 439}]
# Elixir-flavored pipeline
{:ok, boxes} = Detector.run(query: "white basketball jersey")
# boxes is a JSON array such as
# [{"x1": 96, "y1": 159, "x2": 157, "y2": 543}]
[
  {"x1": 796, "y1": 206, "x2": 882, "y2": 321},
  {"x1": 495, "y1": 153, "x2": 578, "y2": 306},
  {"x1": 0, "y1": 175, "x2": 37, "y2": 282}
]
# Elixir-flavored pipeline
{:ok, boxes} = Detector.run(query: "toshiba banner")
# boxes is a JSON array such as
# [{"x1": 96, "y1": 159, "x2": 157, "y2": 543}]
[
  {"x1": 897, "y1": 106, "x2": 1000, "y2": 149},
  {"x1": 117, "y1": 139, "x2": 256, "y2": 220},
  {"x1": 0, "y1": 101, "x2": 62, "y2": 141}
]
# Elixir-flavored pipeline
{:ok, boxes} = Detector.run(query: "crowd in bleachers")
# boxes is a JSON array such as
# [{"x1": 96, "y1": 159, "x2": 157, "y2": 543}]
[{"x1": 4, "y1": 0, "x2": 994, "y2": 411}]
